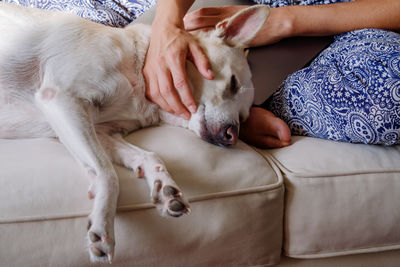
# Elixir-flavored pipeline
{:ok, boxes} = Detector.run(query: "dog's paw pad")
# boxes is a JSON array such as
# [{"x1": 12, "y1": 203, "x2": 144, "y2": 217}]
[
  {"x1": 87, "y1": 219, "x2": 115, "y2": 264},
  {"x1": 89, "y1": 245, "x2": 113, "y2": 263},
  {"x1": 135, "y1": 166, "x2": 145, "y2": 179},
  {"x1": 89, "y1": 231, "x2": 101, "y2": 243},
  {"x1": 90, "y1": 245, "x2": 106, "y2": 257},
  {"x1": 151, "y1": 180, "x2": 162, "y2": 203},
  {"x1": 88, "y1": 190, "x2": 95, "y2": 200},
  {"x1": 163, "y1": 185, "x2": 180, "y2": 197},
  {"x1": 155, "y1": 165, "x2": 165, "y2": 172},
  {"x1": 88, "y1": 231, "x2": 114, "y2": 263},
  {"x1": 87, "y1": 183, "x2": 96, "y2": 199},
  {"x1": 167, "y1": 199, "x2": 187, "y2": 217},
  {"x1": 149, "y1": 178, "x2": 190, "y2": 217}
]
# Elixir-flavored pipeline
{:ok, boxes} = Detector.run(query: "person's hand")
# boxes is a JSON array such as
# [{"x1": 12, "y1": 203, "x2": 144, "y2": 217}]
[
  {"x1": 240, "y1": 107, "x2": 291, "y2": 148},
  {"x1": 184, "y1": 5, "x2": 294, "y2": 47},
  {"x1": 184, "y1": 5, "x2": 249, "y2": 32},
  {"x1": 143, "y1": 21, "x2": 214, "y2": 120}
]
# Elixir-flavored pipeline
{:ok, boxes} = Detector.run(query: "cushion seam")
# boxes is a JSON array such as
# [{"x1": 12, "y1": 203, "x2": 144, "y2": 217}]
[
  {"x1": 266, "y1": 153, "x2": 400, "y2": 178},
  {"x1": 285, "y1": 243, "x2": 400, "y2": 259},
  {"x1": 0, "y1": 186, "x2": 284, "y2": 224}
]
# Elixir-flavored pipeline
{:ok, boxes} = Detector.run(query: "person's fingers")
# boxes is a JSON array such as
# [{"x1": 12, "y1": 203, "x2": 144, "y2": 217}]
[
  {"x1": 184, "y1": 6, "x2": 232, "y2": 31},
  {"x1": 261, "y1": 136, "x2": 291, "y2": 149},
  {"x1": 184, "y1": 14, "x2": 222, "y2": 31},
  {"x1": 240, "y1": 128, "x2": 291, "y2": 149},
  {"x1": 144, "y1": 39, "x2": 191, "y2": 118},
  {"x1": 185, "y1": 7, "x2": 222, "y2": 21},
  {"x1": 184, "y1": 6, "x2": 250, "y2": 31},
  {"x1": 143, "y1": 24, "x2": 214, "y2": 118},
  {"x1": 144, "y1": 68, "x2": 173, "y2": 114},
  {"x1": 246, "y1": 108, "x2": 290, "y2": 140},
  {"x1": 239, "y1": 107, "x2": 291, "y2": 148},
  {"x1": 188, "y1": 42, "x2": 214, "y2": 80},
  {"x1": 249, "y1": 135, "x2": 289, "y2": 149},
  {"x1": 157, "y1": 65, "x2": 191, "y2": 119},
  {"x1": 167, "y1": 52, "x2": 197, "y2": 114},
  {"x1": 184, "y1": 7, "x2": 222, "y2": 31},
  {"x1": 258, "y1": 110, "x2": 291, "y2": 143}
]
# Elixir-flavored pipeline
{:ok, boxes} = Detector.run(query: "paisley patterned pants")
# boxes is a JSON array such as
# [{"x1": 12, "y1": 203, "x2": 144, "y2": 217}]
[
  {"x1": 3, "y1": 0, "x2": 400, "y2": 145},
  {"x1": 2, "y1": 0, "x2": 157, "y2": 27},
  {"x1": 266, "y1": 29, "x2": 400, "y2": 145},
  {"x1": 255, "y1": 0, "x2": 400, "y2": 145}
]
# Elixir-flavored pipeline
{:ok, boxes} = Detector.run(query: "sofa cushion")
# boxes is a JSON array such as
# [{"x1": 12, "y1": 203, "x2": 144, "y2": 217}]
[
  {"x1": 0, "y1": 125, "x2": 284, "y2": 266},
  {"x1": 259, "y1": 136, "x2": 400, "y2": 258}
]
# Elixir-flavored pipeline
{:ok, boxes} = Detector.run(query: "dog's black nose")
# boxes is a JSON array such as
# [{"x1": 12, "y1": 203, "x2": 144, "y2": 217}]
[{"x1": 219, "y1": 124, "x2": 238, "y2": 147}]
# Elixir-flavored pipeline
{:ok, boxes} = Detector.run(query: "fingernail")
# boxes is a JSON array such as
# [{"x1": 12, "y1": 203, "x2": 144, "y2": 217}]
[
  {"x1": 179, "y1": 113, "x2": 190, "y2": 120},
  {"x1": 282, "y1": 141, "x2": 291, "y2": 147},
  {"x1": 277, "y1": 131, "x2": 282, "y2": 140},
  {"x1": 188, "y1": 105, "x2": 197, "y2": 114}
]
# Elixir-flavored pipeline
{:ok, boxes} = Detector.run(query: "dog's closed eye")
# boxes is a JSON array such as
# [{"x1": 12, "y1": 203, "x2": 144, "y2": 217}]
[
  {"x1": 223, "y1": 75, "x2": 239, "y2": 99},
  {"x1": 230, "y1": 75, "x2": 238, "y2": 95}
]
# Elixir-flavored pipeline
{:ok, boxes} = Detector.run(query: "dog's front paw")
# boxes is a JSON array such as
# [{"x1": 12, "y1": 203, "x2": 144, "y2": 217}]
[
  {"x1": 151, "y1": 179, "x2": 190, "y2": 217},
  {"x1": 87, "y1": 216, "x2": 115, "y2": 263}
]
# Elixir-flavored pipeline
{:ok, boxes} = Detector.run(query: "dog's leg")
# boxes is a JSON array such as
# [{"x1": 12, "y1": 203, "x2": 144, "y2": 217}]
[
  {"x1": 34, "y1": 87, "x2": 118, "y2": 263},
  {"x1": 97, "y1": 132, "x2": 190, "y2": 217}
]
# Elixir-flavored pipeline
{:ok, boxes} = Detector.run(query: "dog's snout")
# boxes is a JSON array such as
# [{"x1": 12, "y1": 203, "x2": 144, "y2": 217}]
[{"x1": 220, "y1": 124, "x2": 238, "y2": 147}]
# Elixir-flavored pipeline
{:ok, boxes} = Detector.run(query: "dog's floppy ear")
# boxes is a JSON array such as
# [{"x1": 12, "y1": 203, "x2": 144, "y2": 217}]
[{"x1": 216, "y1": 5, "x2": 270, "y2": 48}]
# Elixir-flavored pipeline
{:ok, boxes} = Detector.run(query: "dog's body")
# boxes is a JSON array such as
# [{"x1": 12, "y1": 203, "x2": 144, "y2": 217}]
[{"x1": 0, "y1": 2, "x2": 269, "y2": 263}]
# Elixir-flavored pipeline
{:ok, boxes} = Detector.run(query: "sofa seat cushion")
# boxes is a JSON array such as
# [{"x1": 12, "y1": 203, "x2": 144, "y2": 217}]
[
  {"x1": 0, "y1": 125, "x2": 283, "y2": 266},
  {"x1": 260, "y1": 136, "x2": 400, "y2": 259}
]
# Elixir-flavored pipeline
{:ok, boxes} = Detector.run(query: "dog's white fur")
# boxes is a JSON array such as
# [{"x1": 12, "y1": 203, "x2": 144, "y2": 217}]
[{"x1": 0, "y1": 2, "x2": 269, "y2": 263}]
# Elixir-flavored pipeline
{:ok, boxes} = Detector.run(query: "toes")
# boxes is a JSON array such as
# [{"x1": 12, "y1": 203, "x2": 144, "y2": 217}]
[
  {"x1": 87, "y1": 221, "x2": 115, "y2": 264},
  {"x1": 88, "y1": 231, "x2": 114, "y2": 263},
  {"x1": 150, "y1": 180, "x2": 190, "y2": 218}
]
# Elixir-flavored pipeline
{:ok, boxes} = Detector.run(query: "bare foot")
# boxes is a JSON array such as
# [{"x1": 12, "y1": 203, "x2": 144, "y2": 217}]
[{"x1": 240, "y1": 107, "x2": 291, "y2": 148}]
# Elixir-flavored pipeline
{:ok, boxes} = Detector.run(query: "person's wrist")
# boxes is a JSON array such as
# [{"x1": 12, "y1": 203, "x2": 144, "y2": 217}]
[
  {"x1": 273, "y1": 6, "x2": 295, "y2": 39},
  {"x1": 247, "y1": 6, "x2": 294, "y2": 46},
  {"x1": 153, "y1": 7, "x2": 185, "y2": 29}
]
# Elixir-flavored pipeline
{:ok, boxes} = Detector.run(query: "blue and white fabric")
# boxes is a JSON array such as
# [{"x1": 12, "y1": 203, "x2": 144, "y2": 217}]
[
  {"x1": 252, "y1": 0, "x2": 352, "y2": 7},
  {"x1": 2, "y1": 0, "x2": 156, "y2": 27},
  {"x1": 254, "y1": 0, "x2": 400, "y2": 145},
  {"x1": 266, "y1": 29, "x2": 400, "y2": 145}
]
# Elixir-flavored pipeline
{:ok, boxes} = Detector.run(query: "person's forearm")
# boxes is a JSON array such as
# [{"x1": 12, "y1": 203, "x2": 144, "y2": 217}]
[
  {"x1": 252, "y1": 0, "x2": 400, "y2": 46},
  {"x1": 153, "y1": 0, "x2": 195, "y2": 28},
  {"x1": 289, "y1": 0, "x2": 400, "y2": 36}
]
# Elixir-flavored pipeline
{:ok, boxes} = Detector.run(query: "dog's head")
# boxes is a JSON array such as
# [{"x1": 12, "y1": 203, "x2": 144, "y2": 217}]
[{"x1": 186, "y1": 5, "x2": 270, "y2": 147}]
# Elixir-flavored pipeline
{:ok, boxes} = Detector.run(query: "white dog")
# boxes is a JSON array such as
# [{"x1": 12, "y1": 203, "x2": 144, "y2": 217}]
[{"x1": 0, "y1": 2, "x2": 269, "y2": 263}]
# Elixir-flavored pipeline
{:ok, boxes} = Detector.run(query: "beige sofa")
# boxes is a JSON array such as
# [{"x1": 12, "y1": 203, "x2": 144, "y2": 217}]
[
  {"x1": 1, "y1": 0, "x2": 399, "y2": 266},
  {"x1": 1, "y1": 128, "x2": 400, "y2": 266}
]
